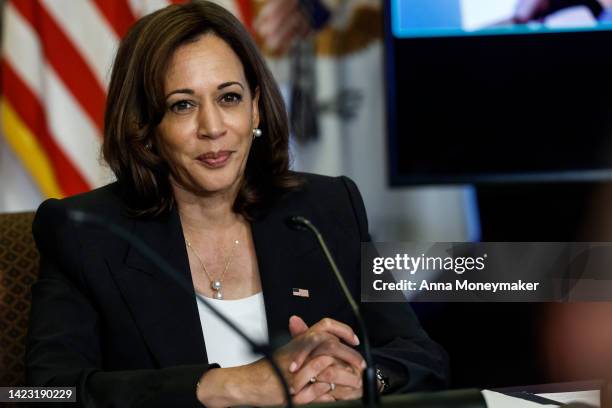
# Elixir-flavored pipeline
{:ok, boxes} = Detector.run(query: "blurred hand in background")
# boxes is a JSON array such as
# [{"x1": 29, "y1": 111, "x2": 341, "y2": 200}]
[{"x1": 253, "y1": 0, "x2": 312, "y2": 55}]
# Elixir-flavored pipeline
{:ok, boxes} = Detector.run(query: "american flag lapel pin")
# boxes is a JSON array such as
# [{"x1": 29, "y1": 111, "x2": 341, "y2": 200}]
[{"x1": 292, "y1": 288, "x2": 310, "y2": 298}]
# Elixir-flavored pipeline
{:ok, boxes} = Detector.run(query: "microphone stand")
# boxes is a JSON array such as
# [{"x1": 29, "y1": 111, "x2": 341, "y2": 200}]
[
  {"x1": 67, "y1": 209, "x2": 294, "y2": 408},
  {"x1": 288, "y1": 216, "x2": 379, "y2": 408}
]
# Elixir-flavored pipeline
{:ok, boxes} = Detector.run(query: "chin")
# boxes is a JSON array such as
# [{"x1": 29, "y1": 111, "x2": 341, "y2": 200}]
[
  {"x1": 180, "y1": 159, "x2": 245, "y2": 195},
  {"x1": 194, "y1": 173, "x2": 241, "y2": 194}
]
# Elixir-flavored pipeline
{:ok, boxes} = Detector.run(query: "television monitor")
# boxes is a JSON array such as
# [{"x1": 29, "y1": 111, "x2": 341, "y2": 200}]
[{"x1": 385, "y1": 0, "x2": 612, "y2": 185}]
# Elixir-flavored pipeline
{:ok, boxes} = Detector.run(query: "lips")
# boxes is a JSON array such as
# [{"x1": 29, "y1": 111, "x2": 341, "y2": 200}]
[{"x1": 196, "y1": 150, "x2": 233, "y2": 168}]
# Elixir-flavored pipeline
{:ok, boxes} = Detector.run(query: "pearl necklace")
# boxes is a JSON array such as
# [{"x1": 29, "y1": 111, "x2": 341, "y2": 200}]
[{"x1": 185, "y1": 237, "x2": 239, "y2": 300}]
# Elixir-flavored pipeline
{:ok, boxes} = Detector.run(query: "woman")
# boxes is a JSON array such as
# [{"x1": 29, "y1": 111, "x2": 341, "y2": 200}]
[{"x1": 27, "y1": 2, "x2": 448, "y2": 407}]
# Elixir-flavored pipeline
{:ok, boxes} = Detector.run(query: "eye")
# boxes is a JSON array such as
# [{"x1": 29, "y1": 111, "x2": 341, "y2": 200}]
[
  {"x1": 219, "y1": 92, "x2": 242, "y2": 106},
  {"x1": 169, "y1": 100, "x2": 196, "y2": 114}
]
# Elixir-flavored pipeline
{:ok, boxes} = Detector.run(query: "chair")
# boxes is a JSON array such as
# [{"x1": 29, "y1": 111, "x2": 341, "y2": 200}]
[{"x1": 0, "y1": 212, "x2": 38, "y2": 386}]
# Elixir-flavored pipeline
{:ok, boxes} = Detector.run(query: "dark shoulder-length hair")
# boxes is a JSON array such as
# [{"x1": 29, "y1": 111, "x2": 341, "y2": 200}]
[{"x1": 103, "y1": 0, "x2": 301, "y2": 219}]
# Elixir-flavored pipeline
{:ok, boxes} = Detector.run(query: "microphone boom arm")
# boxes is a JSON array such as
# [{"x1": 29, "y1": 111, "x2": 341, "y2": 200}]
[{"x1": 289, "y1": 215, "x2": 380, "y2": 408}]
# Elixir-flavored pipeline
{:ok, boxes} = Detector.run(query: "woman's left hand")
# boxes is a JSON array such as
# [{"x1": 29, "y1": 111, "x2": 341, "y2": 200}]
[
  {"x1": 293, "y1": 360, "x2": 364, "y2": 404},
  {"x1": 288, "y1": 316, "x2": 364, "y2": 404}
]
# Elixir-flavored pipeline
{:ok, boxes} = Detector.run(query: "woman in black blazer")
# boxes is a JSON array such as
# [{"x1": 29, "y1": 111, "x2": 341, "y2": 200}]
[{"x1": 27, "y1": 2, "x2": 448, "y2": 407}]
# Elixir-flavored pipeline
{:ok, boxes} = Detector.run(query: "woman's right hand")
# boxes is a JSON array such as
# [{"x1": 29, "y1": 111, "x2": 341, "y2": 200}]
[{"x1": 196, "y1": 317, "x2": 364, "y2": 407}]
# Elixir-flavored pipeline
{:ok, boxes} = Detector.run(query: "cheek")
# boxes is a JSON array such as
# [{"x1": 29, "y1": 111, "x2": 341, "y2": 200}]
[
  {"x1": 227, "y1": 108, "x2": 255, "y2": 143},
  {"x1": 157, "y1": 118, "x2": 196, "y2": 155}
]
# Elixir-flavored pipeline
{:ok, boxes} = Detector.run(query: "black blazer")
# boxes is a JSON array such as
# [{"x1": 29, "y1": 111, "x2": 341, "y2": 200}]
[{"x1": 27, "y1": 173, "x2": 448, "y2": 407}]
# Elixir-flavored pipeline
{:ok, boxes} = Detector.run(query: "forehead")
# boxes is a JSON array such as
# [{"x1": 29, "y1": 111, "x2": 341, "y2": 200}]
[{"x1": 164, "y1": 34, "x2": 247, "y2": 91}]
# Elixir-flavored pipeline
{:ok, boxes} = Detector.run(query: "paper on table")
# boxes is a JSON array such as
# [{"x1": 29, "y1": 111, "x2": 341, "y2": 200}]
[
  {"x1": 538, "y1": 390, "x2": 600, "y2": 406},
  {"x1": 481, "y1": 390, "x2": 560, "y2": 408}
]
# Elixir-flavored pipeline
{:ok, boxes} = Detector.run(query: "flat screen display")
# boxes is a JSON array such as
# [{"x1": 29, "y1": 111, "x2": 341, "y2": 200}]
[{"x1": 386, "y1": 0, "x2": 612, "y2": 184}]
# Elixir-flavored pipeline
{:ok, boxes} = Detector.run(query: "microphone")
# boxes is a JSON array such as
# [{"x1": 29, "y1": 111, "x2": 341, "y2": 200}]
[
  {"x1": 287, "y1": 215, "x2": 379, "y2": 408},
  {"x1": 66, "y1": 209, "x2": 294, "y2": 408}
]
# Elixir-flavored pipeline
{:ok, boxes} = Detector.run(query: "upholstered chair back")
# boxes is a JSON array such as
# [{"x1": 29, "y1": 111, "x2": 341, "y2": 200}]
[{"x1": 0, "y1": 212, "x2": 38, "y2": 387}]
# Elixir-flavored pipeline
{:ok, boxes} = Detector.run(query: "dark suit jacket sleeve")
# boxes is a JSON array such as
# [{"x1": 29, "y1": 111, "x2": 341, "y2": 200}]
[
  {"x1": 27, "y1": 199, "x2": 214, "y2": 407},
  {"x1": 339, "y1": 176, "x2": 450, "y2": 393}
]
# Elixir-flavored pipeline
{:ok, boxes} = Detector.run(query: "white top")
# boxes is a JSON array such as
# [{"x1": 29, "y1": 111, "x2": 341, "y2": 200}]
[{"x1": 196, "y1": 292, "x2": 269, "y2": 368}]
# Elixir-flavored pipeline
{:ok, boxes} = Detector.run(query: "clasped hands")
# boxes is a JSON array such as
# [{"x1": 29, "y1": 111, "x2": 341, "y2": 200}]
[
  {"x1": 196, "y1": 315, "x2": 365, "y2": 407},
  {"x1": 279, "y1": 315, "x2": 366, "y2": 404}
]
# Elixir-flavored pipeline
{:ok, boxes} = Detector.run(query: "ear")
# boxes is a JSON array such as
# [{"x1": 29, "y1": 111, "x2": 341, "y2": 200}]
[{"x1": 251, "y1": 86, "x2": 261, "y2": 129}]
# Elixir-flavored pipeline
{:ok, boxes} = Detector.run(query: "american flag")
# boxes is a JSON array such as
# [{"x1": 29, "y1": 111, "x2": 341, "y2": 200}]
[
  {"x1": 292, "y1": 288, "x2": 310, "y2": 298},
  {"x1": 1, "y1": 0, "x2": 254, "y2": 200}
]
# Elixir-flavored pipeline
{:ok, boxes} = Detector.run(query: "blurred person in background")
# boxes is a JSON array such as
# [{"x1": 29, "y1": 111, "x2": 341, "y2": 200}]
[{"x1": 514, "y1": 0, "x2": 612, "y2": 23}]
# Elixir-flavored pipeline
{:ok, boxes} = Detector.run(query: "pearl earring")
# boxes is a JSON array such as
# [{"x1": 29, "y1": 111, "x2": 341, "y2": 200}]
[{"x1": 252, "y1": 128, "x2": 262, "y2": 138}]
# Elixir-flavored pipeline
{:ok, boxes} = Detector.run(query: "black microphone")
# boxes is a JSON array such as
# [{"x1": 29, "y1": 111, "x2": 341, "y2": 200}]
[
  {"x1": 287, "y1": 215, "x2": 379, "y2": 408},
  {"x1": 66, "y1": 209, "x2": 294, "y2": 408}
]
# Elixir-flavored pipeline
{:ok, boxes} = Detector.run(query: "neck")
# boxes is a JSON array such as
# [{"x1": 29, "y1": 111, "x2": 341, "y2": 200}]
[{"x1": 172, "y1": 181, "x2": 242, "y2": 232}]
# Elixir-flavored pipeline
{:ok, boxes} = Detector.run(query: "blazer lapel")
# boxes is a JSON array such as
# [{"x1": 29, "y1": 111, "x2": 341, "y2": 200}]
[
  {"x1": 109, "y1": 208, "x2": 208, "y2": 367},
  {"x1": 107, "y1": 198, "x2": 345, "y2": 365},
  {"x1": 251, "y1": 207, "x2": 338, "y2": 343}
]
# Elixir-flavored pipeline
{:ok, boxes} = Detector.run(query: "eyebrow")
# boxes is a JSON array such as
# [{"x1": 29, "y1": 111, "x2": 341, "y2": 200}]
[
  {"x1": 165, "y1": 81, "x2": 244, "y2": 99},
  {"x1": 218, "y1": 81, "x2": 244, "y2": 90}
]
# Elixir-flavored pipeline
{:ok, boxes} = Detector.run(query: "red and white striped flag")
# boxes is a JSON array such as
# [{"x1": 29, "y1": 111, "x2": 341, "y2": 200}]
[{"x1": 1, "y1": 0, "x2": 253, "y2": 203}]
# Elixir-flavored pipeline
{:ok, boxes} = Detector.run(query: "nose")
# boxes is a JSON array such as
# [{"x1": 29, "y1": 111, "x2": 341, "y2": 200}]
[{"x1": 197, "y1": 101, "x2": 227, "y2": 139}]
